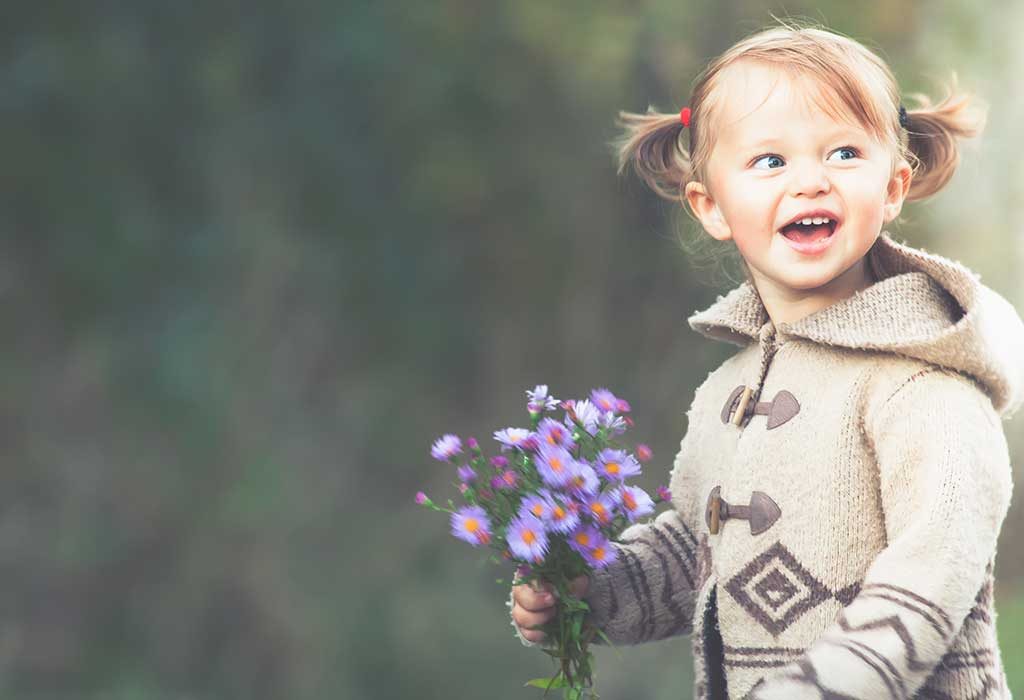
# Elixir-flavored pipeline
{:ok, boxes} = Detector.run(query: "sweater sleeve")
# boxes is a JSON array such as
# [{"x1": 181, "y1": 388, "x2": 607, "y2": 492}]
[
  {"x1": 510, "y1": 507, "x2": 703, "y2": 648},
  {"x1": 584, "y1": 507, "x2": 703, "y2": 645},
  {"x1": 748, "y1": 368, "x2": 1013, "y2": 699}
]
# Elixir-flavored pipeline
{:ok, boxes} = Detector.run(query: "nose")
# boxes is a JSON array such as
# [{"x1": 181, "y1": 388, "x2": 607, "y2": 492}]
[{"x1": 787, "y1": 158, "x2": 832, "y2": 197}]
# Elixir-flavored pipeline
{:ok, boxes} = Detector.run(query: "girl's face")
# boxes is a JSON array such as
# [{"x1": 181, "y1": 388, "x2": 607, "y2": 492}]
[{"x1": 686, "y1": 62, "x2": 913, "y2": 306}]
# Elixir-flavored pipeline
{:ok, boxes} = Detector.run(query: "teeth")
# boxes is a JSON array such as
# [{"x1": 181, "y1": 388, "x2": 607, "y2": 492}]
[{"x1": 796, "y1": 216, "x2": 831, "y2": 225}]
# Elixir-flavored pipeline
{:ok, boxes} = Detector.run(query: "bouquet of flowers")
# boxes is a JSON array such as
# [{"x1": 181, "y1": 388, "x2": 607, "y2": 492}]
[{"x1": 416, "y1": 385, "x2": 670, "y2": 700}]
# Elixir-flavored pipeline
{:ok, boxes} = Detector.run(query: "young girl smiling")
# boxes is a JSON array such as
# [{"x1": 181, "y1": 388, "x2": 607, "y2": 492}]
[{"x1": 510, "y1": 20, "x2": 1023, "y2": 699}]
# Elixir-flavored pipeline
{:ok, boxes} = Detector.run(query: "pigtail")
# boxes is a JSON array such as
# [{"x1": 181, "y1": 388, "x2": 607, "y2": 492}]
[
  {"x1": 903, "y1": 73, "x2": 988, "y2": 202},
  {"x1": 611, "y1": 108, "x2": 694, "y2": 204}
]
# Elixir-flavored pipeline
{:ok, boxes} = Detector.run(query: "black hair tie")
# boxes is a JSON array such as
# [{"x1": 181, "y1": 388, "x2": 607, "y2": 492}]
[{"x1": 898, "y1": 104, "x2": 909, "y2": 129}]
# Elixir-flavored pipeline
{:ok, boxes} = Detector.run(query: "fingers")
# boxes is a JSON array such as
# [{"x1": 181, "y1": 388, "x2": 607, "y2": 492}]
[
  {"x1": 512, "y1": 579, "x2": 556, "y2": 643},
  {"x1": 514, "y1": 579, "x2": 555, "y2": 611},
  {"x1": 511, "y1": 576, "x2": 591, "y2": 644},
  {"x1": 512, "y1": 603, "x2": 555, "y2": 643}
]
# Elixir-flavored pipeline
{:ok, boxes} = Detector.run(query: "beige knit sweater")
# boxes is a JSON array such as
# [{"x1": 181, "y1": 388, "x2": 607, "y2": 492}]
[{"x1": 511, "y1": 232, "x2": 1024, "y2": 699}]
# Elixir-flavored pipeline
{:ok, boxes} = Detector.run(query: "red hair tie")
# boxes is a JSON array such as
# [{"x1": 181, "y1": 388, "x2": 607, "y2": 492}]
[{"x1": 679, "y1": 107, "x2": 691, "y2": 127}]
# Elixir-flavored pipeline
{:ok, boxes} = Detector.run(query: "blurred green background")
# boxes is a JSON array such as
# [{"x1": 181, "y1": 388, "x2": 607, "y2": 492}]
[{"x1": 2, "y1": 1, "x2": 1020, "y2": 698}]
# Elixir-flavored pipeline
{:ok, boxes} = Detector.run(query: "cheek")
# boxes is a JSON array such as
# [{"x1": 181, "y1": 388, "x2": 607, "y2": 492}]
[
  {"x1": 719, "y1": 181, "x2": 774, "y2": 229},
  {"x1": 844, "y1": 168, "x2": 892, "y2": 207}
]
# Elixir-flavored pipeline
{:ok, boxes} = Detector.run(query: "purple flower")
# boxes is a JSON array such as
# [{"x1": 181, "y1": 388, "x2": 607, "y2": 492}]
[
  {"x1": 450, "y1": 505, "x2": 492, "y2": 546},
  {"x1": 656, "y1": 485, "x2": 671, "y2": 502},
  {"x1": 598, "y1": 410, "x2": 627, "y2": 436},
  {"x1": 535, "y1": 444, "x2": 578, "y2": 488},
  {"x1": 565, "y1": 399, "x2": 601, "y2": 436},
  {"x1": 490, "y1": 455, "x2": 509, "y2": 469},
  {"x1": 590, "y1": 388, "x2": 620, "y2": 414},
  {"x1": 415, "y1": 491, "x2": 429, "y2": 505},
  {"x1": 430, "y1": 434, "x2": 463, "y2": 461},
  {"x1": 490, "y1": 469, "x2": 519, "y2": 490},
  {"x1": 567, "y1": 523, "x2": 602, "y2": 556},
  {"x1": 526, "y1": 385, "x2": 560, "y2": 414},
  {"x1": 518, "y1": 492, "x2": 555, "y2": 522},
  {"x1": 636, "y1": 444, "x2": 653, "y2": 462},
  {"x1": 616, "y1": 398, "x2": 631, "y2": 413},
  {"x1": 583, "y1": 492, "x2": 617, "y2": 527},
  {"x1": 582, "y1": 532, "x2": 618, "y2": 569},
  {"x1": 565, "y1": 462, "x2": 600, "y2": 497},
  {"x1": 619, "y1": 485, "x2": 655, "y2": 522},
  {"x1": 493, "y1": 427, "x2": 534, "y2": 451},
  {"x1": 546, "y1": 496, "x2": 581, "y2": 534},
  {"x1": 595, "y1": 448, "x2": 641, "y2": 481},
  {"x1": 507, "y1": 515, "x2": 549, "y2": 563},
  {"x1": 457, "y1": 465, "x2": 477, "y2": 483},
  {"x1": 536, "y1": 417, "x2": 575, "y2": 451}
]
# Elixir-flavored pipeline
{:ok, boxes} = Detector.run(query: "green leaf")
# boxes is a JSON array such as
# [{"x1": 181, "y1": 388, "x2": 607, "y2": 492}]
[{"x1": 525, "y1": 676, "x2": 568, "y2": 689}]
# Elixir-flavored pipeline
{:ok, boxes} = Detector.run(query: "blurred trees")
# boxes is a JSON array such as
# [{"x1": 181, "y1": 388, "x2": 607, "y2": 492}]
[{"x1": 0, "y1": 1, "x2": 1019, "y2": 698}]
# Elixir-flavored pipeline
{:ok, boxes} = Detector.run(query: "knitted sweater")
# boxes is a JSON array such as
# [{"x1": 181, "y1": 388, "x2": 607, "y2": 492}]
[{"x1": 510, "y1": 232, "x2": 1024, "y2": 699}]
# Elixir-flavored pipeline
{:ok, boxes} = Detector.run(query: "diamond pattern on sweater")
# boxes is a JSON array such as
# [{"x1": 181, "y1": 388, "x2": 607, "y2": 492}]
[
  {"x1": 752, "y1": 569, "x2": 799, "y2": 611},
  {"x1": 725, "y1": 541, "x2": 832, "y2": 637}
]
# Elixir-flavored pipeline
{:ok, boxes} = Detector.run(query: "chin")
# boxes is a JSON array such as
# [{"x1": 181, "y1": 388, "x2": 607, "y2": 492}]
[{"x1": 779, "y1": 269, "x2": 843, "y2": 292}]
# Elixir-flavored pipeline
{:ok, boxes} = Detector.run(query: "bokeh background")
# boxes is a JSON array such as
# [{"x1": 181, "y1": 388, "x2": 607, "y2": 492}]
[{"x1": 2, "y1": 1, "x2": 1021, "y2": 698}]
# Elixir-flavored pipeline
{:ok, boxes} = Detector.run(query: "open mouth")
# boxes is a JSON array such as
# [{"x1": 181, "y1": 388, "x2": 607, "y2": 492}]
[{"x1": 779, "y1": 219, "x2": 838, "y2": 243}]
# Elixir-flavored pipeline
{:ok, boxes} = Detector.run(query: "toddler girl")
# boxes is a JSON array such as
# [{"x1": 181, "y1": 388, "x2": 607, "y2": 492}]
[{"x1": 510, "y1": 19, "x2": 1023, "y2": 699}]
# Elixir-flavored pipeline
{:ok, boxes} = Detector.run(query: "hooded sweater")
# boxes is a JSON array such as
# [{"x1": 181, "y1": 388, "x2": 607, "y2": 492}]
[{"x1": 510, "y1": 231, "x2": 1024, "y2": 699}]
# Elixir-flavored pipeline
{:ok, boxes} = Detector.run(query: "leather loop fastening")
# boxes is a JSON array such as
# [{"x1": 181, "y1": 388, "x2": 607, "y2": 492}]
[{"x1": 705, "y1": 486, "x2": 782, "y2": 535}]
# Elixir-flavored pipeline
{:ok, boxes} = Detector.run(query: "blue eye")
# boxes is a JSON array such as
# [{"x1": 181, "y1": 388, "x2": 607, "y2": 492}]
[
  {"x1": 752, "y1": 154, "x2": 785, "y2": 170},
  {"x1": 827, "y1": 146, "x2": 859, "y2": 161}
]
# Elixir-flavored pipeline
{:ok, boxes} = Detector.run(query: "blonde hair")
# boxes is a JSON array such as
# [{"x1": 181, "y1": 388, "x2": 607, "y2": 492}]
[{"x1": 613, "y1": 18, "x2": 987, "y2": 208}]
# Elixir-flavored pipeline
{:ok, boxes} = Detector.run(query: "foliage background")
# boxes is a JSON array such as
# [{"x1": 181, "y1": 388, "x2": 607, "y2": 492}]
[{"x1": 1, "y1": 1, "x2": 1021, "y2": 698}]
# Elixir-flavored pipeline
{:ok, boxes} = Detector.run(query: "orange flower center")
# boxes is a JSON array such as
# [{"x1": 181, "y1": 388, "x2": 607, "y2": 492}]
[
  {"x1": 465, "y1": 518, "x2": 479, "y2": 533},
  {"x1": 575, "y1": 532, "x2": 590, "y2": 547},
  {"x1": 550, "y1": 457, "x2": 563, "y2": 472},
  {"x1": 593, "y1": 547, "x2": 606, "y2": 561},
  {"x1": 523, "y1": 530, "x2": 536, "y2": 545},
  {"x1": 552, "y1": 506, "x2": 566, "y2": 520},
  {"x1": 623, "y1": 491, "x2": 637, "y2": 510},
  {"x1": 531, "y1": 503, "x2": 545, "y2": 517},
  {"x1": 606, "y1": 462, "x2": 620, "y2": 474}
]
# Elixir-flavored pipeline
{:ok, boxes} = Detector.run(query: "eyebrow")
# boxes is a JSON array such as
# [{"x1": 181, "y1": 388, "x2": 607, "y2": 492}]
[{"x1": 738, "y1": 128, "x2": 865, "y2": 151}]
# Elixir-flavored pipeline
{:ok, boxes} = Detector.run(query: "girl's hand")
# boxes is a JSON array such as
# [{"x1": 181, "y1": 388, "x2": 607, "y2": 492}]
[{"x1": 511, "y1": 575, "x2": 590, "y2": 643}]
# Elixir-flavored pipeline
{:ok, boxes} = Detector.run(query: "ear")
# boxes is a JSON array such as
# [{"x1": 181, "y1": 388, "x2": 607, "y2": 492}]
[
  {"x1": 685, "y1": 181, "x2": 732, "y2": 241},
  {"x1": 883, "y1": 160, "x2": 914, "y2": 223}
]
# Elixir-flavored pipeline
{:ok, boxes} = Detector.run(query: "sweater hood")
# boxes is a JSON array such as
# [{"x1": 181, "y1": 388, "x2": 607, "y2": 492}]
[{"x1": 687, "y1": 231, "x2": 1024, "y2": 418}]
